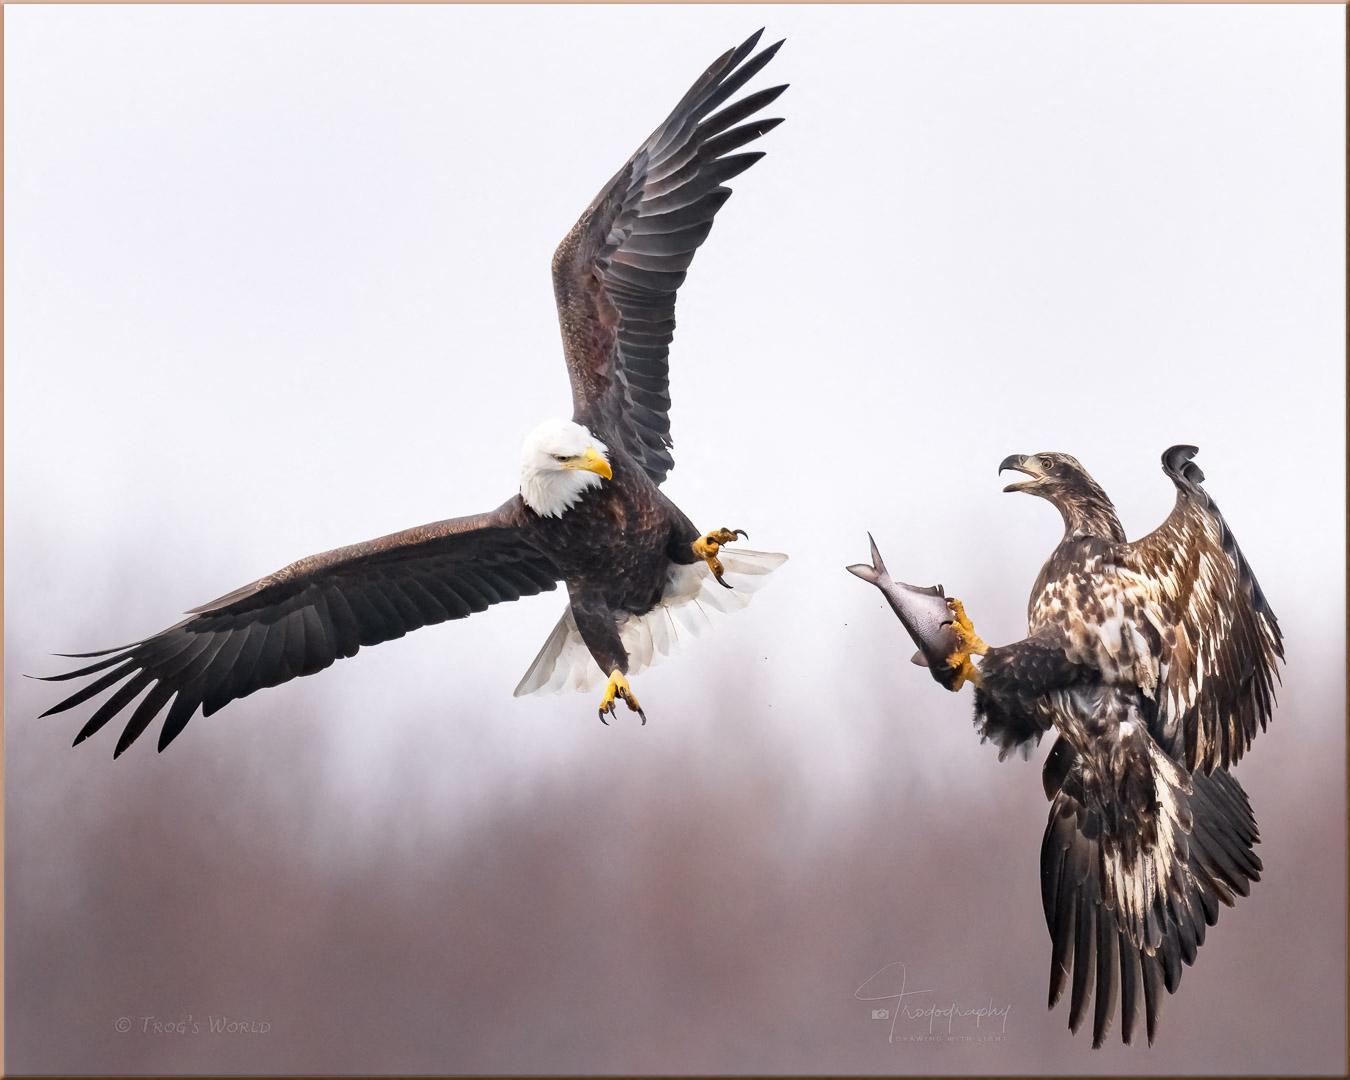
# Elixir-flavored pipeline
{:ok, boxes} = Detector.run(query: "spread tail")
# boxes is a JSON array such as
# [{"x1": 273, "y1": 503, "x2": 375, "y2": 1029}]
[{"x1": 514, "y1": 549, "x2": 788, "y2": 697}]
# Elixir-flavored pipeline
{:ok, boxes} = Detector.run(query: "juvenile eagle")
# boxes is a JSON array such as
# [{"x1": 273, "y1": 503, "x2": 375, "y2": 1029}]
[
  {"x1": 943, "y1": 445, "x2": 1283, "y2": 1046},
  {"x1": 39, "y1": 32, "x2": 788, "y2": 755}
]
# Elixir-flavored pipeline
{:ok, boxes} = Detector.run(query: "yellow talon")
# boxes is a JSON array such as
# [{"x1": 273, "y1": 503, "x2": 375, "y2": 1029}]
[
  {"x1": 947, "y1": 656, "x2": 983, "y2": 692},
  {"x1": 692, "y1": 527, "x2": 747, "y2": 589},
  {"x1": 948, "y1": 598, "x2": 990, "y2": 655},
  {"x1": 599, "y1": 669, "x2": 646, "y2": 725},
  {"x1": 944, "y1": 597, "x2": 989, "y2": 692}
]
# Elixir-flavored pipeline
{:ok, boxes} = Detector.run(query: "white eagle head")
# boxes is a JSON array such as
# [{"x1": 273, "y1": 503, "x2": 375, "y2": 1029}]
[{"x1": 520, "y1": 418, "x2": 612, "y2": 518}]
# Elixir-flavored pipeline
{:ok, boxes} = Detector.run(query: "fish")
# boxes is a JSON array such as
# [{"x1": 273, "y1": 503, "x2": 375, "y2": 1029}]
[{"x1": 846, "y1": 533, "x2": 965, "y2": 691}]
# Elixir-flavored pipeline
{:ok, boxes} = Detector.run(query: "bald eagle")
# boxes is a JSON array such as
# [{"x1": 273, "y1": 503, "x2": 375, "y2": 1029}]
[
  {"x1": 38, "y1": 32, "x2": 788, "y2": 755},
  {"x1": 941, "y1": 445, "x2": 1283, "y2": 1046}
]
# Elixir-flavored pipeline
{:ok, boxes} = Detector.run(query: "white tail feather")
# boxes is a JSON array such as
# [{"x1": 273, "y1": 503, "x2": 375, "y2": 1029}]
[{"x1": 512, "y1": 549, "x2": 788, "y2": 697}]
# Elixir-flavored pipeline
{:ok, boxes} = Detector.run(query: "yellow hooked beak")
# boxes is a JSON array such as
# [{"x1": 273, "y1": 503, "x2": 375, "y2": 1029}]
[
  {"x1": 999, "y1": 453, "x2": 1046, "y2": 493},
  {"x1": 564, "y1": 446, "x2": 612, "y2": 480}
]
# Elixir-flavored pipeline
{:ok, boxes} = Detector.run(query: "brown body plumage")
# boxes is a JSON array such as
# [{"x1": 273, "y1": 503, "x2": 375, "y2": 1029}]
[
  {"x1": 535, "y1": 459, "x2": 702, "y2": 677},
  {"x1": 38, "y1": 31, "x2": 787, "y2": 753}
]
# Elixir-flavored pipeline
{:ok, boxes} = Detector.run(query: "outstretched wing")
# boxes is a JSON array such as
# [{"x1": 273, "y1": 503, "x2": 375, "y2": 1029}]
[
  {"x1": 1117, "y1": 445, "x2": 1284, "y2": 773},
  {"x1": 552, "y1": 30, "x2": 786, "y2": 485},
  {"x1": 38, "y1": 497, "x2": 560, "y2": 756},
  {"x1": 1042, "y1": 731, "x2": 1262, "y2": 1046}
]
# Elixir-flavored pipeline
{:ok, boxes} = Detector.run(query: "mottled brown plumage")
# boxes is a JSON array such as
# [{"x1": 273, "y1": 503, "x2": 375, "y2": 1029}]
[
  {"x1": 39, "y1": 31, "x2": 787, "y2": 754},
  {"x1": 976, "y1": 446, "x2": 1282, "y2": 1047}
]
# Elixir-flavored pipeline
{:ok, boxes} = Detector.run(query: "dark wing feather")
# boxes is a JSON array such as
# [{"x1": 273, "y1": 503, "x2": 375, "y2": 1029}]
[
  {"x1": 972, "y1": 635, "x2": 1092, "y2": 760},
  {"x1": 1041, "y1": 734, "x2": 1261, "y2": 1046},
  {"x1": 38, "y1": 497, "x2": 559, "y2": 755},
  {"x1": 552, "y1": 30, "x2": 786, "y2": 485},
  {"x1": 1117, "y1": 445, "x2": 1284, "y2": 773}
]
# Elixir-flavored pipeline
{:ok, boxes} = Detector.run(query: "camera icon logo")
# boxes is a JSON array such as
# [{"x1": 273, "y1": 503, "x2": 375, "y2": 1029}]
[{"x1": 871, "y1": 1009, "x2": 890, "y2": 1020}]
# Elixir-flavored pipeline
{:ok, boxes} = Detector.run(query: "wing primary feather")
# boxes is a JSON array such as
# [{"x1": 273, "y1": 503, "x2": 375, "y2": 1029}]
[
  {"x1": 636, "y1": 189, "x2": 732, "y2": 232},
  {"x1": 699, "y1": 84, "x2": 789, "y2": 139},
  {"x1": 44, "y1": 500, "x2": 555, "y2": 749},
  {"x1": 646, "y1": 30, "x2": 764, "y2": 159},
  {"x1": 114, "y1": 682, "x2": 177, "y2": 757},
  {"x1": 216, "y1": 621, "x2": 270, "y2": 705},
  {"x1": 1140, "y1": 952, "x2": 1165, "y2": 1046},
  {"x1": 45, "y1": 658, "x2": 141, "y2": 719},
  {"x1": 700, "y1": 116, "x2": 785, "y2": 160},
  {"x1": 1092, "y1": 911, "x2": 1119, "y2": 1048},
  {"x1": 1068, "y1": 888, "x2": 1096, "y2": 1034},
  {"x1": 36, "y1": 650, "x2": 135, "y2": 682},
  {"x1": 1158, "y1": 929, "x2": 1183, "y2": 994},
  {"x1": 198, "y1": 625, "x2": 255, "y2": 716},
  {"x1": 694, "y1": 38, "x2": 785, "y2": 121},
  {"x1": 1118, "y1": 934, "x2": 1141, "y2": 1045},
  {"x1": 50, "y1": 642, "x2": 142, "y2": 660},
  {"x1": 73, "y1": 671, "x2": 154, "y2": 745},
  {"x1": 156, "y1": 632, "x2": 235, "y2": 752}
]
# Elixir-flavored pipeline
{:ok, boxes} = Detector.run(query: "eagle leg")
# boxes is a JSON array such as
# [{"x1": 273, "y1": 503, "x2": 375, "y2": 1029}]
[
  {"x1": 944, "y1": 597, "x2": 990, "y2": 691},
  {"x1": 691, "y1": 528, "x2": 748, "y2": 589},
  {"x1": 599, "y1": 669, "x2": 646, "y2": 726}
]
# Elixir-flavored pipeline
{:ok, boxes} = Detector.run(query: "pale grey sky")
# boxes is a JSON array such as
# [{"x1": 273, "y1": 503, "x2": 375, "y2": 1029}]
[{"x1": 5, "y1": 5, "x2": 1345, "y2": 1074}]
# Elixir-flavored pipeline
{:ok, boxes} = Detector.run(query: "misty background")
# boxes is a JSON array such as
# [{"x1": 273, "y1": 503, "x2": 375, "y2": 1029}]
[{"x1": 5, "y1": 4, "x2": 1345, "y2": 1075}]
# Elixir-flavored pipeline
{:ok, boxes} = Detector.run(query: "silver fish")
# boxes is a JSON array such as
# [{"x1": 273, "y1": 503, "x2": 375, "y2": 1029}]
[{"x1": 847, "y1": 533, "x2": 964, "y2": 690}]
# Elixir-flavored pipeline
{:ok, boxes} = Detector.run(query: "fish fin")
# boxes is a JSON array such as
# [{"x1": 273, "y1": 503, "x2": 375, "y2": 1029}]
[
  {"x1": 846, "y1": 562, "x2": 878, "y2": 585},
  {"x1": 847, "y1": 532, "x2": 890, "y2": 586},
  {"x1": 867, "y1": 532, "x2": 888, "y2": 578},
  {"x1": 911, "y1": 650, "x2": 930, "y2": 668}
]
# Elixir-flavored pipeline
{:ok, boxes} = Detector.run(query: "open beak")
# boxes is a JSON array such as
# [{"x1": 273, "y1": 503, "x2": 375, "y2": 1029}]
[
  {"x1": 566, "y1": 446, "x2": 612, "y2": 480},
  {"x1": 999, "y1": 453, "x2": 1044, "y2": 493}
]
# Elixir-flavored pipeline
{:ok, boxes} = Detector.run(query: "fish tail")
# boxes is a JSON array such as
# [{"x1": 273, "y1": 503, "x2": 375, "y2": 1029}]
[{"x1": 846, "y1": 532, "x2": 890, "y2": 587}]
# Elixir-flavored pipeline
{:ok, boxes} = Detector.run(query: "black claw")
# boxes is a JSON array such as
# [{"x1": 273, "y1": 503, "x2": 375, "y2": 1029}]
[
  {"x1": 638, "y1": 709, "x2": 647, "y2": 726},
  {"x1": 734, "y1": 529, "x2": 748, "y2": 539},
  {"x1": 715, "y1": 574, "x2": 734, "y2": 590},
  {"x1": 598, "y1": 707, "x2": 610, "y2": 726}
]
